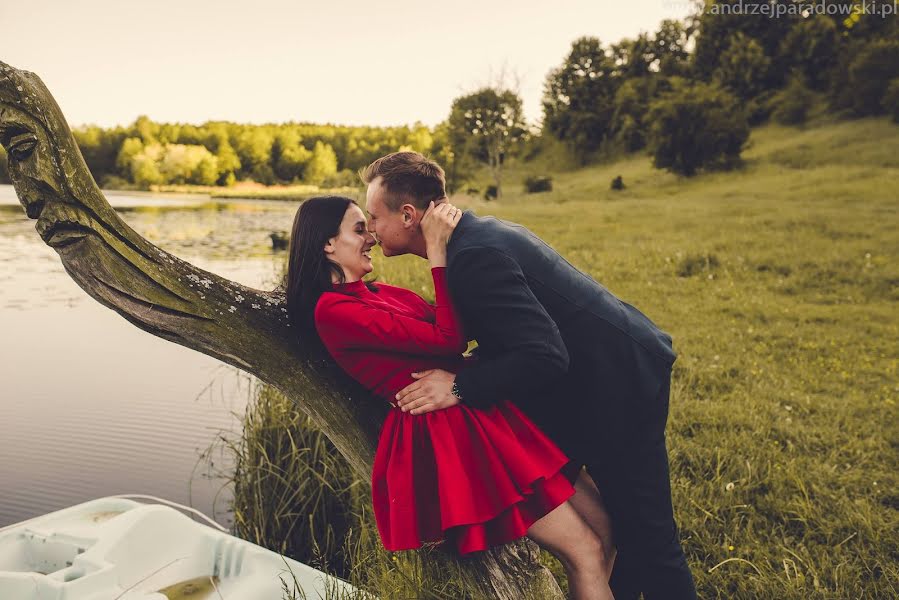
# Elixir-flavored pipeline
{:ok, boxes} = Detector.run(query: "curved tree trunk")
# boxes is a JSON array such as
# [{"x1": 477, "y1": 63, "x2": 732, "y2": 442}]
[{"x1": 0, "y1": 60, "x2": 563, "y2": 599}]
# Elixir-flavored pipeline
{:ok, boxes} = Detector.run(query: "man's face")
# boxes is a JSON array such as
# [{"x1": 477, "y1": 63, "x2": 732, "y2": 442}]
[{"x1": 365, "y1": 176, "x2": 417, "y2": 257}]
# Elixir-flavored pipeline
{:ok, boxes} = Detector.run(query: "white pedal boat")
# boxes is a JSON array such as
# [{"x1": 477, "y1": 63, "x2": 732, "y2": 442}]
[{"x1": 0, "y1": 496, "x2": 360, "y2": 599}]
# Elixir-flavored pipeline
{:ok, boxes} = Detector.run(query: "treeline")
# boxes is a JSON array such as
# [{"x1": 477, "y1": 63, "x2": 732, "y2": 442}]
[
  {"x1": 537, "y1": 0, "x2": 898, "y2": 175},
  {"x1": 0, "y1": 1, "x2": 896, "y2": 188},
  {"x1": 0, "y1": 118, "x2": 448, "y2": 189}
]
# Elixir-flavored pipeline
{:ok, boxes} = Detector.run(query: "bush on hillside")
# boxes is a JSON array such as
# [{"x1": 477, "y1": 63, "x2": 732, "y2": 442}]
[
  {"x1": 646, "y1": 81, "x2": 749, "y2": 177},
  {"x1": 848, "y1": 39, "x2": 899, "y2": 116},
  {"x1": 771, "y1": 76, "x2": 817, "y2": 126},
  {"x1": 524, "y1": 175, "x2": 553, "y2": 193},
  {"x1": 745, "y1": 89, "x2": 777, "y2": 126}
]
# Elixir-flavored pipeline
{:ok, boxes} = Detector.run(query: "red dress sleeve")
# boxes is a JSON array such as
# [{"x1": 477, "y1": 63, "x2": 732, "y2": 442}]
[{"x1": 314, "y1": 267, "x2": 467, "y2": 356}]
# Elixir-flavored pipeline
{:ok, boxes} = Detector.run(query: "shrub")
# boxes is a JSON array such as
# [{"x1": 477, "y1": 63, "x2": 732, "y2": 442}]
[
  {"x1": 524, "y1": 175, "x2": 553, "y2": 193},
  {"x1": 677, "y1": 253, "x2": 720, "y2": 277},
  {"x1": 322, "y1": 168, "x2": 360, "y2": 188},
  {"x1": 745, "y1": 89, "x2": 777, "y2": 126},
  {"x1": 883, "y1": 79, "x2": 899, "y2": 123},
  {"x1": 771, "y1": 76, "x2": 816, "y2": 126},
  {"x1": 611, "y1": 176, "x2": 625, "y2": 191},
  {"x1": 646, "y1": 81, "x2": 749, "y2": 177},
  {"x1": 848, "y1": 39, "x2": 899, "y2": 116}
]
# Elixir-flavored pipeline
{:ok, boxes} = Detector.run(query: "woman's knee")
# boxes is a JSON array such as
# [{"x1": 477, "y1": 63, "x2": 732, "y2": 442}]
[
  {"x1": 554, "y1": 528, "x2": 606, "y2": 575},
  {"x1": 528, "y1": 503, "x2": 606, "y2": 572}
]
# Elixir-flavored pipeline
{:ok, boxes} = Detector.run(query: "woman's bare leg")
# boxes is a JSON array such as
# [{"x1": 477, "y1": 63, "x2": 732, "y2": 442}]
[
  {"x1": 568, "y1": 469, "x2": 617, "y2": 573},
  {"x1": 527, "y1": 500, "x2": 614, "y2": 600}
]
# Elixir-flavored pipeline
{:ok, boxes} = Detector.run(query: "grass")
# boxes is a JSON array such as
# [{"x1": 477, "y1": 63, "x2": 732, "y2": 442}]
[{"x1": 218, "y1": 114, "x2": 898, "y2": 599}]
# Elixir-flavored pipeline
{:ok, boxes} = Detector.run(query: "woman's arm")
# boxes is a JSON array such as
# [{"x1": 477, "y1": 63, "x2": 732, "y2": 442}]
[{"x1": 314, "y1": 267, "x2": 467, "y2": 356}]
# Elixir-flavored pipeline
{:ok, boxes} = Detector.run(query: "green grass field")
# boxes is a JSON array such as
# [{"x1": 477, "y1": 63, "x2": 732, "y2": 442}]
[
  {"x1": 364, "y1": 115, "x2": 899, "y2": 598},
  {"x1": 227, "y1": 115, "x2": 898, "y2": 599}
]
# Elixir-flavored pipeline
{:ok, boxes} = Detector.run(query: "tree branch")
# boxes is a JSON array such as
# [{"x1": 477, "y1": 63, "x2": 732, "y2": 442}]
[{"x1": 0, "y1": 59, "x2": 562, "y2": 599}]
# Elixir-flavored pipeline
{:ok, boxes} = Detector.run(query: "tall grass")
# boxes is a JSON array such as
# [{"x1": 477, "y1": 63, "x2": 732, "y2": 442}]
[
  {"x1": 217, "y1": 115, "x2": 897, "y2": 599},
  {"x1": 216, "y1": 382, "x2": 539, "y2": 599}
]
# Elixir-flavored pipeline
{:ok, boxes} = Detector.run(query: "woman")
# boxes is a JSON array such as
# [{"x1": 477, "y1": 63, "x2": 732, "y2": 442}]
[{"x1": 286, "y1": 195, "x2": 615, "y2": 600}]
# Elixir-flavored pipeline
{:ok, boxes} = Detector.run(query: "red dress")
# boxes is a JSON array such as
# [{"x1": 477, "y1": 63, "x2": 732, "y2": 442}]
[{"x1": 314, "y1": 267, "x2": 576, "y2": 555}]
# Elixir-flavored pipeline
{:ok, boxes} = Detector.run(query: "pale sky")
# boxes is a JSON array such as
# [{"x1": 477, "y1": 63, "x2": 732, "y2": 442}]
[{"x1": 0, "y1": 0, "x2": 694, "y2": 129}]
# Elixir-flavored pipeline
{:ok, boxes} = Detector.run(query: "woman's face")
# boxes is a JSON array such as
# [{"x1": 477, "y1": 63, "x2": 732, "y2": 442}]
[{"x1": 325, "y1": 204, "x2": 377, "y2": 282}]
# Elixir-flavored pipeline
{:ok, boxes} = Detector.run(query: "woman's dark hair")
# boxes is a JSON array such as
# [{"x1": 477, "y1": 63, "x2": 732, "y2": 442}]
[{"x1": 285, "y1": 195, "x2": 356, "y2": 333}]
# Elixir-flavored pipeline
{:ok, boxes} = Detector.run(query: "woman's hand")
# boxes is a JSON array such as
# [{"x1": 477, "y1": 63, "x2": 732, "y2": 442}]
[{"x1": 420, "y1": 200, "x2": 462, "y2": 268}]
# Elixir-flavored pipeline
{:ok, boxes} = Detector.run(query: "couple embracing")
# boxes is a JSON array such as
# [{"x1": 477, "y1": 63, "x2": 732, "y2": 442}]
[{"x1": 285, "y1": 152, "x2": 697, "y2": 600}]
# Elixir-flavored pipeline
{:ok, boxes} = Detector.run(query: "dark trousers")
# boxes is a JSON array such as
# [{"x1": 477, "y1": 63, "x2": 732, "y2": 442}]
[{"x1": 585, "y1": 375, "x2": 697, "y2": 600}]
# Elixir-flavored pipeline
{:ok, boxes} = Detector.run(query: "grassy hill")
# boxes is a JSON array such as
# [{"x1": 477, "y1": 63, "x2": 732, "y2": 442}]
[{"x1": 369, "y1": 115, "x2": 898, "y2": 598}]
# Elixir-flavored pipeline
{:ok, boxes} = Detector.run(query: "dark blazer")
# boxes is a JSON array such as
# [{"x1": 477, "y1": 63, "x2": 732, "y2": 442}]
[{"x1": 447, "y1": 211, "x2": 677, "y2": 451}]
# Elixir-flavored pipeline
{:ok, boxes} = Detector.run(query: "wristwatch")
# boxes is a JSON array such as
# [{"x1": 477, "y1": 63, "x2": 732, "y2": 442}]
[{"x1": 451, "y1": 380, "x2": 463, "y2": 401}]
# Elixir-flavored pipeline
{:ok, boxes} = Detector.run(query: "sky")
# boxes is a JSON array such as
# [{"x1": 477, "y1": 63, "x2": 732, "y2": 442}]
[{"x1": 0, "y1": 0, "x2": 695, "y2": 129}]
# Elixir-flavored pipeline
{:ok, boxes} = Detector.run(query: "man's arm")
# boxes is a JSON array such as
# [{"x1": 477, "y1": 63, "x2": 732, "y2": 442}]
[{"x1": 447, "y1": 246, "x2": 569, "y2": 409}]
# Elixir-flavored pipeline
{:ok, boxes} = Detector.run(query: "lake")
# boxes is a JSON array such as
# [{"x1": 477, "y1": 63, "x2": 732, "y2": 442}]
[{"x1": 0, "y1": 184, "x2": 302, "y2": 529}]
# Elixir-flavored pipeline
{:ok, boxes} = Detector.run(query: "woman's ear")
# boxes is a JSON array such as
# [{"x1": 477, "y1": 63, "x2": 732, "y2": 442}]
[{"x1": 323, "y1": 237, "x2": 336, "y2": 254}]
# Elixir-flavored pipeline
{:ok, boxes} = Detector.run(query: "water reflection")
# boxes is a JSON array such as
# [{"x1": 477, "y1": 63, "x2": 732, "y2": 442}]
[{"x1": 0, "y1": 185, "x2": 299, "y2": 529}]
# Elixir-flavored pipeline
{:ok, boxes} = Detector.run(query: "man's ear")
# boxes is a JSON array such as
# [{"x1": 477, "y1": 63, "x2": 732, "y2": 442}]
[{"x1": 401, "y1": 204, "x2": 418, "y2": 228}]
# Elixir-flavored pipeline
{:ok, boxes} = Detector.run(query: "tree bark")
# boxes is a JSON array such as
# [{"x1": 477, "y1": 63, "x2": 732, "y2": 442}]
[{"x1": 0, "y1": 60, "x2": 563, "y2": 599}]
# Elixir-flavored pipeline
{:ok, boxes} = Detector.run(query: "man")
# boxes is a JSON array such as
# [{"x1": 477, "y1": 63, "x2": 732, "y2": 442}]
[{"x1": 362, "y1": 151, "x2": 697, "y2": 600}]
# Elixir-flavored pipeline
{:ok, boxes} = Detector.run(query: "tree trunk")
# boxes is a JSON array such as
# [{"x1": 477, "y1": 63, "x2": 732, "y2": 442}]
[{"x1": 0, "y1": 60, "x2": 563, "y2": 599}]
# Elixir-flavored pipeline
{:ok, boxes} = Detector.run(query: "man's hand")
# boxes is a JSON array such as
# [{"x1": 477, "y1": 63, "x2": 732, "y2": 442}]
[{"x1": 395, "y1": 369, "x2": 460, "y2": 415}]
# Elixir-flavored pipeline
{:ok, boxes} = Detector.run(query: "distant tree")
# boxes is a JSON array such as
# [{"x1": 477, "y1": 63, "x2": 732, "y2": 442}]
[
  {"x1": 609, "y1": 33, "x2": 656, "y2": 80},
  {"x1": 304, "y1": 141, "x2": 338, "y2": 185},
  {"x1": 693, "y1": 1, "x2": 797, "y2": 88},
  {"x1": 448, "y1": 86, "x2": 528, "y2": 199},
  {"x1": 654, "y1": 19, "x2": 692, "y2": 77},
  {"x1": 713, "y1": 31, "x2": 771, "y2": 100},
  {"x1": 212, "y1": 136, "x2": 241, "y2": 185},
  {"x1": 778, "y1": 17, "x2": 840, "y2": 91},
  {"x1": 157, "y1": 144, "x2": 219, "y2": 185},
  {"x1": 234, "y1": 128, "x2": 275, "y2": 183},
  {"x1": 132, "y1": 115, "x2": 160, "y2": 144},
  {"x1": 130, "y1": 143, "x2": 165, "y2": 188},
  {"x1": 430, "y1": 120, "x2": 471, "y2": 194},
  {"x1": 542, "y1": 36, "x2": 619, "y2": 162},
  {"x1": 115, "y1": 137, "x2": 145, "y2": 184},
  {"x1": 119, "y1": 142, "x2": 220, "y2": 187},
  {"x1": 404, "y1": 123, "x2": 434, "y2": 155},
  {"x1": 848, "y1": 39, "x2": 899, "y2": 116},
  {"x1": 73, "y1": 125, "x2": 127, "y2": 184},
  {"x1": 272, "y1": 130, "x2": 312, "y2": 182},
  {"x1": 611, "y1": 76, "x2": 672, "y2": 152},
  {"x1": 646, "y1": 80, "x2": 749, "y2": 176}
]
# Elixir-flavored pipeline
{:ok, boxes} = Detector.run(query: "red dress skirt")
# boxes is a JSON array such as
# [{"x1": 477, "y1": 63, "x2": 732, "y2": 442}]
[
  {"x1": 373, "y1": 399, "x2": 576, "y2": 555},
  {"x1": 314, "y1": 272, "x2": 578, "y2": 555}
]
